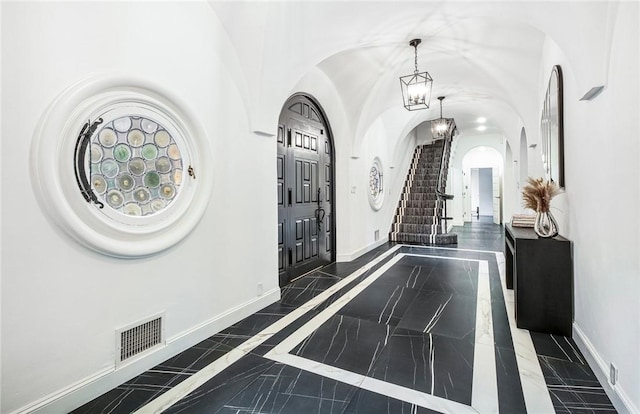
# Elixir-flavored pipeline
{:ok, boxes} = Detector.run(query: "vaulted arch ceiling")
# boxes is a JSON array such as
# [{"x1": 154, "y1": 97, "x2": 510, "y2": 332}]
[{"x1": 208, "y1": 1, "x2": 615, "y2": 147}]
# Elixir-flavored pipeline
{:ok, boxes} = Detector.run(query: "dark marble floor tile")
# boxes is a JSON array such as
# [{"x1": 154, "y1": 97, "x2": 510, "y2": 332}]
[
  {"x1": 72, "y1": 387, "x2": 150, "y2": 414},
  {"x1": 291, "y1": 314, "x2": 391, "y2": 376},
  {"x1": 337, "y1": 283, "x2": 419, "y2": 326},
  {"x1": 370, "y1": 262, "x2": 433, "y2": 290},
  {"x1": 254, "y1": 307, "x2": 322, "y2": 355},
  {"x1": 548, "y1": 386, "x2": 617, "y2": 413},
  {"x1": 397, "y1": 255, "x2": 441, "y2": 267},
  {"x1": 400, "y1": 246, "x2": 445, "y2": 256},
  {"x1": 289, "y1": 271, "x2": 343, "y2": 291},
  {"x1": 321, "y1": 243, "x2": 396, "y2": 279},
  {"x1": 397, "y1": 290, "x2": 476, "y2": 341},
  {"x1": 485, "y1": 263, "x2": 515, "y2": 350},
  {"x1": 495, "y1": 346, "x2": 526, "y2": 413},
  {"x1": 211, "y1": 303, "x2": 299, "y2": 349},
  {"x1": 320, "y1": 262, "x2": 366, "y2": 278},
  {"x1": 160, "y1": 338, "x2": 237, "y2": 373},
  {"x1": 538, "y1": 356, "x2": 615, "y2": 413},
  {"x1": 537, "y1": 355, "x2": 616, "y2": 412},
  {"x1": 369, "y1": 328, "x2": 474, "y2": 406},
  {"x1": 530, "y1": 332, "x2": 587, "y2": 365},
  {"x1": 74, "y1": 221, "x2": 616, "y2": 414},
  {"x1": 280, "y1": 285, "x2": 328, "y2": 308},
  {"x1": 538, "y1": 356, "x2": 604, "y2": 388},
  {"x1": 420, "y1": 260, "x2": 479, "y2": 298},
  {"x1": 216, "y1": 363, "x2": 357, "y2": 414},
  {"x1": 451, "y1": 219, "x2": 505, "y2": 252},
  {"x1": 343, "y1": 388, "x2": 441, "y2": 414},
  {"x1": 489, "y1": 296, "x2": 514, "y2": 350},
  {"x1": 163, "y1": 353, "x2": 276, "y2": 414},
  {"x1": 401, "y1": 246, "x2": 481, "y2": 261},
  {"x1": 71, "y1": 338, "x2": 237, "y2": 414}
]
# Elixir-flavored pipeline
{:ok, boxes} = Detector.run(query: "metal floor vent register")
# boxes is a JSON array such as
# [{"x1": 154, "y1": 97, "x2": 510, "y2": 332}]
[{"x1": 117, "y1": 314, "x2": 164, "y2": 365}]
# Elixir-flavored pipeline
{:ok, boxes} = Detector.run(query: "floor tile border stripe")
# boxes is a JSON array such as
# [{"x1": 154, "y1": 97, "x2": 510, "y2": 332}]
[
  {"x1": 266, "y1": 253, "x2": 405, "y2": 356},
  {"x1": 268, "y1": 353, "x2": 478, "y2": 414},
  {"x1": 471, "y1": 261, "x2": 498, "y2": 413},
  {"x1": 132, "y1": 245, "x2": 403, "y2": 413},
  {"x1": 266, "y1": 253, "x2": 496, "y2": 413}
]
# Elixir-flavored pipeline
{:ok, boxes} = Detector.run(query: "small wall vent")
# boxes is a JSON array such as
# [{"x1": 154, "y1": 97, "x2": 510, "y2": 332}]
[
  {"x1": 116, "y1": 313, "x2": 165, "y2": 366},
  {"x1": 374, "y1": 229, "x2": 380, "y2": 241}
]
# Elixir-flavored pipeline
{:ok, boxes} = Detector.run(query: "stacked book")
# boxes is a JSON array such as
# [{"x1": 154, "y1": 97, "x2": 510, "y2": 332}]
[{"x1": 511, "y1": 214, "x2": 536, "y2": 228}]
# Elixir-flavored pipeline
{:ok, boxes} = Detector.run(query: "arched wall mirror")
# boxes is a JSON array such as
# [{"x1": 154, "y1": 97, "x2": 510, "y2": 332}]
[{"x1": 541, "y1": 65, "x2": 565, "y2": 188}]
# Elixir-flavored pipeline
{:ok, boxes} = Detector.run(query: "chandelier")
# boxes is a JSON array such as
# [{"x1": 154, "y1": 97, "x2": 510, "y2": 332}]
[
  {"x1": 431, "y1": 96, "x2": 454, "y2": 139},
  {"x1": 399, "y1": 39, "x2": 433, "y2": 111}
]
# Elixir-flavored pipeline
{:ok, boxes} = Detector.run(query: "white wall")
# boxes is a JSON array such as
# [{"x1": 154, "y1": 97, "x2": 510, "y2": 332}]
[
  {"x1": 503, "y1": 142, "x2": 517, "y2": 222},
  {"x1": 2, "y1": 1, "x2": 639, "y2": 413},
  {"x1": 1, "y1": 3, "x2": 279, "y2": 413},
  {"x1": 449, "y1": 134, "x2": 504, "y2": 225},
  {"x1": 338, "y1": 120, "x2": 416, "y2": 261},
  {"x1": 540, "y1": 2, "x2": 639, "y2": 410}
]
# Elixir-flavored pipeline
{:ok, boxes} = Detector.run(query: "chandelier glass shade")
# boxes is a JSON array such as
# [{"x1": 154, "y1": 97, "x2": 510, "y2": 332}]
[
  {"x1": 400, "y1": 39, "x2": 433, "y2": 111},
  {"x1": 431, "y1": 96, "x2": 454, "y2": 139}
]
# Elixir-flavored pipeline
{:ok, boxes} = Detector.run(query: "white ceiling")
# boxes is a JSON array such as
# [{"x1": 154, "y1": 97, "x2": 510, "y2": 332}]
[{"x1": 209, "y1": 1, "x2": 614, "y2": 142}]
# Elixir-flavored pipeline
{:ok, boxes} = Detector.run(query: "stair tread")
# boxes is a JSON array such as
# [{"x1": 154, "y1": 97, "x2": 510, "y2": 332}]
[{"x1": 390, "y1": 141, "x2": 454, "y2": 244}]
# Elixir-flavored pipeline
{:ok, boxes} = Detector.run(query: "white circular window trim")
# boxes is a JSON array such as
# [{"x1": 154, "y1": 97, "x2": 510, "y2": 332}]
[
  {"x1": 368, "y1": 157, "x2": 384, "y2": 211},
  {"x1": 31, "y1": 75, "x2": 213, "y2": 258}
]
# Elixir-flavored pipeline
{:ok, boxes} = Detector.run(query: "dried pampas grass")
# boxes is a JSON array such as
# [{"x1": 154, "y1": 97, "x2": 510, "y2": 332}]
[{"x1": 522, "y1": 177, "x2": 561, "y2": 212}]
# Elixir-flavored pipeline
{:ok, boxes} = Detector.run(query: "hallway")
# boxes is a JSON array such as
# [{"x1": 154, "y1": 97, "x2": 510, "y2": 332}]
[{"x1": 74, "y1": 222, "x2": 615, "y2": 413}]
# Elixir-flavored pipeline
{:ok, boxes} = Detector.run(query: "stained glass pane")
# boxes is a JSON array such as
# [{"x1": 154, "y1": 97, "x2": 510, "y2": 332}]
[
  {"x1": 88, "y1": 115, "x2": 183, "y2": 216},
  {"x1": 369, "y1": 165, "x2": 381, "y2": 199}
]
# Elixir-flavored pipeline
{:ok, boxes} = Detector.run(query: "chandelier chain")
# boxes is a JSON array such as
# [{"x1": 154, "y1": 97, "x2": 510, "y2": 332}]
[{"x1": 414, "y1": 44, "x2": 419, "y2": 74}]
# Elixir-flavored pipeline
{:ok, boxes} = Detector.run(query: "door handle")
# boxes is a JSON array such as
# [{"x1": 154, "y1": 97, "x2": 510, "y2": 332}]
[
  {"x1": 315, "y1": 187, "x2": 325, "y2": 231},
  {"x1": 288, "y1": 188, "x2": 292, "y2": 206}
]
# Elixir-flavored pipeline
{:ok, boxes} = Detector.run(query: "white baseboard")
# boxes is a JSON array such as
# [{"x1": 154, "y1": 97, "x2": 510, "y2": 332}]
[
  {"x1": 573, "y1": 322, "x2": 638, "y2": 414},
  {"x1": 12, "y1": 288, "x2": 281, "y2": 414},
  {"x1": 336, "y1": 236, "x2": 389, "y2": 262},
  {"x1": 451, "y1": 219, "x2": 464, "y2": 227}
]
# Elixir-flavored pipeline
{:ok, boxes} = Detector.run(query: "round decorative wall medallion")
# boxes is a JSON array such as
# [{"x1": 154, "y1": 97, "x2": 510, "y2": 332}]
[
  {"x1": 368, "y1": 157, "x2": 384, "y2": 210},
  {"x1": 31, "y1": 76, "x2": 212, "y2": 258}
]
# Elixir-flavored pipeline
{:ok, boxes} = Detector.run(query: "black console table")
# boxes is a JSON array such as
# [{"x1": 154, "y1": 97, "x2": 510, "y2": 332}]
[{"x1": 504, "y1": 223, "x2": 573, "y2": 336}]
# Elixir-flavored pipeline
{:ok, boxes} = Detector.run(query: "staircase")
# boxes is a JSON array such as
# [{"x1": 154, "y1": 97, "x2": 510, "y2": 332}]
[{"x1": 389, "y1": 139, "x2": 457, "y2": 245}]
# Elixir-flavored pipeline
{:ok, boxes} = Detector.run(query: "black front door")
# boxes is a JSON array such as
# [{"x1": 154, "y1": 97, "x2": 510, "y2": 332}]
[{"x1": 277, "y1": 96, "x2": 334, "y2": 286}]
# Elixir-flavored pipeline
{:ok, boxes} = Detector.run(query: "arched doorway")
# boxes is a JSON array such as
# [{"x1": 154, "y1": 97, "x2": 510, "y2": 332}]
[
  {"x1": 277, "y1": 95, "x2": 335, "y2": 286},
  {"x1": 461, "y1": 146, "x2": 504, "y2": 224}
]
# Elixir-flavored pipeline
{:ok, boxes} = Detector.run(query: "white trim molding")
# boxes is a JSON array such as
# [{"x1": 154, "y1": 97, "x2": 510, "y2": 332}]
[
  {"x1": 10, "y1": 288, "x2": 281, "y2": 414},
  {"x1": 573, "y1": 323, "x2": 638, "y2": 414},
  {"x1": 336, "y1": 236, "x2": 389, "y2": 262}
]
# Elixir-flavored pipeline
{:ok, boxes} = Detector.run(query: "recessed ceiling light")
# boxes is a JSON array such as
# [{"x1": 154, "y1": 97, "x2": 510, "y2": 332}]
[
  {"x1": 477, "y1": 125, "x2": 487, "y2": 131},
  {"x1": 476, "y1": 117, "x2": 486, "y2": 123}
]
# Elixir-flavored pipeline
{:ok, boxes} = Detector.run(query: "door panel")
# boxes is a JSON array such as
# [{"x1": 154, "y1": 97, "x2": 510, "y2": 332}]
[
  {"x1": 278, "y1": 96, "x2": 334, "y2": 286},
  {"x1": 492, "y1": 167, "x2": 502, "y2": 224}
]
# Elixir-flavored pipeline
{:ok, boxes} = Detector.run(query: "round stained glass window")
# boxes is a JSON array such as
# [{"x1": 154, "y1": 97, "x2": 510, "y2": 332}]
[
  {"x1": 89, "y1": 116, "x2": 183, "y2": 217},
  {"x1": 368, "y1": 157, "x2": 384, "y2": 210},
  {"x1": 369, "y1": 165, "x2": 381, "y2": 198},
  {"x1": 30, "y1": 76, "x2": 213, "y2": 258}
]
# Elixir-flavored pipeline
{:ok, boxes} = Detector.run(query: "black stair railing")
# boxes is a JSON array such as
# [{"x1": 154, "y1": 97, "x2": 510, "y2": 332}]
[{"x1": 435, "y1": 122, "x2": 456, "y2": 233}]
